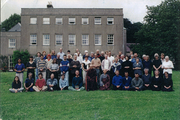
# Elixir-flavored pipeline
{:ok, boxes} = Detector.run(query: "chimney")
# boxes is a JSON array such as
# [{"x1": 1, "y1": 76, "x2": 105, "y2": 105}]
[{"x1": 47, "y1": 1, "x2": 53, "y2": 8}]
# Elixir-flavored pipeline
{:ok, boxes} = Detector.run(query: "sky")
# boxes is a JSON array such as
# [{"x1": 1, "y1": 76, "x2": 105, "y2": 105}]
[{"x1": 1, "y1": 0, "x2": 164, "y2": 23}]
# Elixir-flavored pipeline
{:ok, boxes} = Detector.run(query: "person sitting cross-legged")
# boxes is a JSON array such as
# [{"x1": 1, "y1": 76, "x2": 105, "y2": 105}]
[
  {"x1": 162, "y1": 72, "x2": 173, "y2": 92},
  {"x1": 131, "y1": 72, "x2": 143, "y2": 91},
  {"x1": 59, "y1": 74, "x2": 69, "y2": 91},
  {"x1": 24, "y1": 72, "x2": 34, "y2": 92},
  {"x1": 9, "y1": 76, "x2": 24, "y2": 93},
  {"x1": 122, "y1": 72, "x2": 132, "y2": 90},
  {"x1": 142, "y1": 68, "x2": 151, "y2": 90},
  {"x1": 112, "y1": 70, "x2": 123, "y2": 90},
  {"x1": 68, "y1": 70, "x2": 85, "y2": 91},
  {"x1": 33, "y1": 73, "x2": 47, "y2": 92},
  {"x1": 47, "y1": 73, "x2": 58, "y2": 91},
  {"x1": 99, "y1": 70, "x2": 111, "y2": 90}
]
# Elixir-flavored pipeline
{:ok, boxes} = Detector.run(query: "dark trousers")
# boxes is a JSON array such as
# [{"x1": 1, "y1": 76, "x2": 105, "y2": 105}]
[
  {"x1": 48, "y1": 85, "x2": 58, "y2": 91},
  {"x1": 46, "y1": 69, "x2": 51, "y2": 80},
  {"x1": 151, "y1": 86, "x2": 161, "y2": 91},
  {"x1": 112, "y1": 85, "x2": 122, "y2": 90},
  {"x1": 62, "y1": 86, "x2": 68, "y2": 90},
  {"x1": 162, "y1": 87, "x2": 173, "y2": 92},
  {"x1": 142, "y1": 85, "x2": 151, "y2": 90},
  {"x1": 131, "y1": 87, "x2": 142, "y2": 91}
]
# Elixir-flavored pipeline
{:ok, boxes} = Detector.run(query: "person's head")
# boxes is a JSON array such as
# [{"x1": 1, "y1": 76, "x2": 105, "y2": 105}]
[
  {"x1": 136, "y1": 58, "x2": 139, "y2": 63},
  {"x1": 96, "y1": 49, "x2": 99, "y2": 54},
  {"x1": 144, "y1": 68, "x2": 149, "y2": 74},
  {"x1": 77, "y1": 51, "x2": 80, "y2": 56},
  {"x1": 52, "y1": 58, "x2": 57, "y2": 64},
  {"x1": 60, "y1": 48, "x2": 63, "y2": 53},
  {"x1": 67, "y1": 50, "x2": 70, "y2": 55},
  {"x1": 101, "y1": 51, "x2": 104, "y2": 56},
  {"x1": 28, "y1": 72, "x2": 32, "y2": 79},
  {"x1": 130, "y1": 51, "x2": 133, "y2": 55},
  {"x1": 51, "y1": 50, "x2": 55, "y2": 55},
  {"x1": 74, "y1": 53, "x2": 77, "y2": 60},
  {"x1": 84, "y1": 50, "x2": 88, "y2": 54},
  {"x1": 94, "y1": 53, "x2": 97, "y2": 58},
  {"x1": 114, "y1": 58, "x2": 118, "y2": 63},
  {"x1": 131, "y1": 55, "x2": 134, "y2": 59},
  {"x1": 14, "y1": 76, "x2": 20, "y2": 83},
  {"x1": 105, "y1": 54, "x2": 108, "y2": 59},
  {"x1": 165, "y1": 56, "x2": 169, "y2": 62},
  {"x1": 164, "y1": 72, "x2": 169, "y2": 78},
  {"x1": 50, "y1": 73, "x2": 54, "y2": 79},
  {"x1": 37, "y1": 52, "x2": 41, "y2": 57},
  {"x1": 61, "y1": 74, "x2": 65, "y2": 80},
  {"x1": 119, "y1": 51, "x2": 122, "y2": 55},
  {"x1": 145, "y1": 55, "x2": 149, "y2": 61},
  {"x1": 85, "y1": 55, "x2": 88, "y2": 61},
  {"x1": 155, "y1": 70, "x2": 159, "y2": 76},
  {"x1": 108, "y1": 51, "x2": 111, "y2": 56},
  {"x1": 75, "y1": 49, "x2": 79, "y2": 53},
  {"x1": 63, "y1": 54, "x2": 67, "y2": 60},
  {"x1": 125, "y1": 72, "x2": 129, "y2": 77},
  {"x1": 38, "y1": 73, "x2": 43, "y2": 79},
  {"x1": 29, "y1": 56, "x2": 33, "y2": 61},
  {"x1": 105, "y1": 51, "x2": 109, "y2": 55},
  {"x1": 116, "y1": 55, "x2": 120, "y2": 59},
  {"x1": 134, "y1": 53, "x2": 138, "y2": 58},
  {"x1": 90, "y1": 52, "x2": 94, "y2": 57},
  {"x1": 47, "y1": 54, "x2": 51, "y2": 59},
  {"x1": 154, "y1": 53, "x2": 159, "y2": 60},
  {"x1": 40, "y1": 54, "x2": 44, "y2": 60},
  {"x1": 161, "y1": 53, "x2": 165, "y2": 59},
  {"x1": 75, "y1": 70, "x2": 79, "y2": 76},
  {"x1": 67, "y1": 54, "x2": 71, "y2": 59},
  {"x1": 42, "y1": 51, "x2": 46, "y2": 56},
  {"x1": 135, "y1": 73, "x2": 139, "y2": 78},
  {"x1": 121, "y1": 54, "x2": 124, "y2": 59},
  {"x1": 115, "y1": 70, "x2": 119, "y2": 76},
  {"x1": 125, "y1": 55, "x2": 129, "y2": 61},
  {"x1": 57, "y1": 54, "x2": 60, "y2": 59},
  {"x1": 103, "y1": 70, "x2": 107, "y2": 74},
  {"x1": 89, "y1": 64, "x2": 94, "y2": 69},
  {"x1": 142, "y1": 54, "x2": 146, "y2": 60},
  {"x1": 17, "y1": 58, "x2": 22, "y2": 63}
]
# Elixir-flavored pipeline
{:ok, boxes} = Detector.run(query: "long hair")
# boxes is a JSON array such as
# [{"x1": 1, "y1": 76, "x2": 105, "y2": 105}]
[{"x1": 13, "y1": 76, "x2": 20, "y2": 84}]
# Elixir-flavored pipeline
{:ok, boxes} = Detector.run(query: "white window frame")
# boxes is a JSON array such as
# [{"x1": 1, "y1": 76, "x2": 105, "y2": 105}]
[
  {"x1": 94, "y1": 17, "x2": 101, "y2": 24},
  {"x1": 30, "y1": 34, "x2": 37, "y2": 45},
  {"x1": 69, "y1": 18, "x2": 76, "y2": 25},
  {"x1": 43, "y1": 18, "x2": 50, "y2": 24},
  {"x1": 107, "y1": 18, "x2": 114, "y2": 25},
  {"x1": 8, "y1": 56, "x2": 14, "y2": 70},
  {"x1": 55, "y1": 35, "x2": 63, "y2": 45},
  {"x1": 82, "y1": 18, "x2": 89, "y2": 25},
  {"x1": 30, "y1": 18, "x2": 37, "y2": 24},
  {"x1": 107, "y1": 34, "x2": 114, "y2": 45},
  {"x1": 9, "y1": 39, "x2": 16, "y2": 48},
  {"x1": 82, "y1": 35, "x2": 89, "y2": 45},
  {"x1": 55, "y1": 18, "x2": 63, "y2": 25},
  {"x1": 43, "y1": 34, "x2": 50, "y2": 45},
  {"x1": 94, "y1": 35, "x2": 101, "y2": 45},
  {"x1": 68, "y1": 35, "x2": 76, "y2": 45}
]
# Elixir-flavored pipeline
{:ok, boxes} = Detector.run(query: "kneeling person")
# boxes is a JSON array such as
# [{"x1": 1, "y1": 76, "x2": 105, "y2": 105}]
[
  {"x1": 162, "y1": 72, "x2": 173, "y2": 92},
  {"x1": 33, "y1": 73, "x2": 47, "y2": 92},
  {"x1": 142, "y1": 68, "x2": 151, "y2": 90},
  {"x1": 122, "y1": 72, "x2": 132, "y2": 90},
  {"x1": 131, "y1": 72, "x2": 143, "y2": 91},
  {"x1": 24, "y1": 72, "x2": 34, "y2": 92},
  {"x1": 112, "y1": 70, "x2": 123, "y2": 90},
  {"x1": 47, "y1": 73, "x2": 58, "y2": 91}
]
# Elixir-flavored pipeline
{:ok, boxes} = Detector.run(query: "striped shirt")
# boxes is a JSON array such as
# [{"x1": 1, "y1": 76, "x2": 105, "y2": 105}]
[{"x1": 37, "y1": 59, "x2": 47, "y2": 72}]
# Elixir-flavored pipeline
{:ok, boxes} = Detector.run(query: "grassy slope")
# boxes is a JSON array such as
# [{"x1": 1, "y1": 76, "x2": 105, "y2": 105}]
[{"x1": 0, "y1": 71, "x2": 179, "y2": 120}]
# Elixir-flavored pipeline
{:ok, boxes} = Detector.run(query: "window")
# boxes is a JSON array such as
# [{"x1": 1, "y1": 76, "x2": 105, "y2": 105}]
[
  {"x1": 107, "y1": 18, "x2": 114, "y2": 25},
  {"x1": 55, "y1": 35, "x2": 63, "y2": 45},
  {"x1": 43, "y1": 18, "x2": 50, "y2": 24},
  {"x1": 94, "y1": 35, "x2": 101, "y2": 45},
  {"x1": 94, "y1": 17, "x2": 101, "y2": 24},
  {"x1": 43, "y1": 34, "x2": 50, "y2": 45},
  {"x1": 30, "y1": 34, "x2": 37, "y2": 45},
  {"x1": 30, "y1": 18, "x2": 37, "y2": 24},
  {"x1": 55, "y1": 18, "x2": 63, "y2": 25},
  {"x1": 8, "y1": 56, "x2": 14, "y2": 70},
  {"x1": 69, "y1": 18, "x2": 76, "y2": 25},
  {"x1": 107, "y1": 34, "x2": 114, "y2": 45},
  {"x1": 82, "y1": 18, "x2": 89, "y2": 25},
  {"x1": 82, "y1": 35, "x2": 89, "y2": 45},
  {"x1": 68, "y1": 35, "x2": 76, "y2": 45},
  {"x1": 9, "y1": 39, "x2": 16, "y2": 48}
]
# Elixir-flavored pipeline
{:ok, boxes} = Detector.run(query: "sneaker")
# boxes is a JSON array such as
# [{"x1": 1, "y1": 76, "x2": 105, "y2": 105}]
[{"x1": 77, "y1": 89, "x2": 80, "y2": 91}]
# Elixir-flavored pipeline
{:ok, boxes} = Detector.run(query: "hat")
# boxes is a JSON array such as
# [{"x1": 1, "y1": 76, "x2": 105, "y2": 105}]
[{"x1": 84, "y1": 50, "x2": 88, "y2": 53}]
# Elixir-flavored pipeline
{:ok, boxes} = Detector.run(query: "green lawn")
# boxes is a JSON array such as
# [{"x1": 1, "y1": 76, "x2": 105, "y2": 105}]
[{"x1": 0, "y1": 71, "x2": 180, "y2": 120}]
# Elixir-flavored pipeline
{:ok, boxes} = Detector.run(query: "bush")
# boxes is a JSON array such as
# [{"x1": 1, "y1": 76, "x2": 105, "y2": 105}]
[{"x1": 0, "y1": 55, "x2": 8, "y2": 71}]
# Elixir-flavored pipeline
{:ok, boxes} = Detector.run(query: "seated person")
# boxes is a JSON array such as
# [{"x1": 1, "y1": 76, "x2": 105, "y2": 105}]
[
  {"x1": 24, "y1": 72, "x2": 34, "y2": 92},
  {"x1": 99, "y1": 70, "x2": 111, "y2": 90},
  {"x1": 86, "y1": 65, "x2": 97, "y2": 91},
  {"x1": 59, "y1": 74, "x2": 69, "y2": 91},
  {"x1": 68, "y1": 70, "x2": 84, "y2": 91},
  {"x1": 33, "y1": 73, "x2": 47, "y2": 92},
  {"x1": 9, "y1": 76, "x2": 24, "y2": 93},
  {"x1": 151, "y1": 70, "x2": 162, "y2": 91},
  {"x1": 162, "y1": 72, "x2": 173, "y2": 92},
  {"x1": 112, "y1": 70, "x2": 123, "y2": 90},
  {"x1": 122, "y1": 72, "x2": 132, "y2": 90},
  {"x1": 131, "y1": 72, "x2": 143, "y2": 91},
  {"x1": 142, "y1": 68, "x2": 151, "y2": 90},
  {"x1": 47, "y1": 73, "x2": 58, "y2": 91}
]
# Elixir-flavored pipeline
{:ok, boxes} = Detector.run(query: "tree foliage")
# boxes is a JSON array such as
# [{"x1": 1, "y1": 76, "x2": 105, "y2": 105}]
[
  {"x1": 131, "y1": 0, "x2": 180, "y2": 61},
  {"x1": 0, "y1": 55, "x2": 8, "y2": 70},
  {"x1": 1, "y1": 13, "x2": 21, "y2": 31}
]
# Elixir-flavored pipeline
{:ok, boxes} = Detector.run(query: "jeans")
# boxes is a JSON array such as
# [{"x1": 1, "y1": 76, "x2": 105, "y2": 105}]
[
  {"x1": 68, "y1": 86, "x2": 85, "y2": 91},
  {"x1": 35, "y1": 68, "x2": 38, "y2": 81},
  {"x1": 95, "y1": 69, "x2": 100, "y2": 86},
  {"x1": 9, "y1": 88, "x2": 24, "y2": 93},
  {"x1": 16, "y1": 73, "x2": 24, "y2": 87},
  {"x1": 61, "y1": 71, "x2": 69, "y2": 86}
]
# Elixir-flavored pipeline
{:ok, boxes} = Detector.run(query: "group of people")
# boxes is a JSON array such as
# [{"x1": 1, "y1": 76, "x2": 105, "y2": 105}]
[{"x1": 9, "y1": 48, "x2": 174, "y2": 93}]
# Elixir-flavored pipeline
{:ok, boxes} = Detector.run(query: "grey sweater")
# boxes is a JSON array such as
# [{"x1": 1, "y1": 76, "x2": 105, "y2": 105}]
[{"x1": 131, "y1": 77, "x2": 143, "y2": 88}]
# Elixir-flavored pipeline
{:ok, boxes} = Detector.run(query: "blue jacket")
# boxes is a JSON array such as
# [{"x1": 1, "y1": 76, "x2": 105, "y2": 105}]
[
  {"x1": 60, "y1": 60, "x2": 69, "y2": 72},
  {"x1": 112, "y1": 75, "x2": 123, "y2": 86},
  {"x1": 122, "y1": 76, "x2": 132, "y2": 87},
  {"x1": 72, "y1": 76, "x2": 83, "y2": 88},
  {"x1": 112, "y1": 62, "x2": 121, "y2": 73}
]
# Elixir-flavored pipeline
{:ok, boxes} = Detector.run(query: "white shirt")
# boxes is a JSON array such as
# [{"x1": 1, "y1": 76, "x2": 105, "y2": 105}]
[
  {"x1": 57, "y1": 52, "x2": 64, "y2": 60},
  {"x1": 108, "y1": 56, "x2": 114, "y2": 65},
  {"x1": 77, "y1": 56, "x2": 83, "y2": 64},
  {"x1": 82, "y1": 60, "x2": 91, "y2": 70},
  {"x1": 162, "y1": 60, "x2": 174, "y2": 74},
  {"x1": 104, "y1": 59, "x2": 109, "y2": 70},
  {"x1": 121, "y1": 58, "x2": 126, "y2": 62},
  {"x1": 161, "y1": 59, "x2": 165, "y2": 64}
]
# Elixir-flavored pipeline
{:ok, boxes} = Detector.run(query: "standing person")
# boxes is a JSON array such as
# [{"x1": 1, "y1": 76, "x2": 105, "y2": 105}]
[
  {"x1": 77, "y1": 52, "x2": 83, "y2": 64},
  {"x1": 9, "y1": 76, "x2": 24, "y2": 93},
  {"x1": 161, "y1": 53, "x2": 165, "y2": 64},
  {"x1": 96, "y1": 49, "x2": 101, "y2": 58},
  {"x1": 56, "y1": 54, "x2": 62, "y2": 66},
  {"x1": 129, "y1": 51, "x2": 133, "y2": 59},
  {"x1": 152, "y1": 53, "x2": 163, "y2": 78},
  {"x1": 151, "y1": 70, "x2": 162, "y2": 91},
  {"x1": 118, "y1": 51, "x2": 122, "y2": 59},
  {"x1": 57, "y1": 48, "x2": 65, "y2": 60},
  {"x1": 134, "y1": 53, "x2": 142, "y2": 63},
  {"x1": 60, "y1": 55, "x2": 69, "y2": 84},
  {"x1": 89, "y1": 52, "x2": 94, "y2": 62},
  {"x1": 67, "y1": 50, "x2": 72, "y2": 59},
  {"x1": 112, "y1": 58, "x2": 121, "y2": 76},
  {"x1": 68, "y1": 70, "x2": 85, "y2": 91},
  {"x1": 83, "y1": 50, "x2": 89, "y2": 60},
  {"x1": 14, "y1": 58, "x2": 25, "y2": 87},
  {"x1": 34, "y1": 52, "x2": 41, "y2": 81},
  {"x1": 59, "y1": 74, "x2": 69, "y2": 91},
  {"x1": 45, "y1": 54, "x2": 53, "y2": 79},
  {"x1": 82, "y1": 55, "x2": 91, "y2": 84},
  {"x1": 86, "y1": 65, "x2": 97, "y2": 91},
  {"x1": 51, "y1": 50, "x2": 57, "y2": 60},
  {"x1": 131, "y1": 72, "x2": 143, "y2": 91},
  {"x1": 133, "y1": 58, "x2": 143, "y2": 78},
  {"x1": 122, "y1": 72, "x2": 132, "y2": 90},
  {"x1": 99, "y1": 70, "x2": 111, "y2": 90},
  {"x1": 33, "y1": 73, "x2": 47, "y2": 92},
  {"x1": 42, "y1": 51, "x2": 47, "y2": 60},
  {"x1": 121, "y1": 56, "x2": 133, "y2": 77},
  {"x1": 50, "y1": 58, "x2": 59, "y2": 80},
  {"x1": 99, "y1": 51, "x2": 105, "y2": 62},
  {"x1": 121, "y1": 54, "x2": 126, "y2": 62},
  {"x1": 142, "y1": 68, "x2": 151, "y2": 90},
  {"x1": 162, "y1": 56, "x2": 174, "y2": 79},
  {"x1": 162, "y1": 72, "x2": 173, "y2": 92},
  {"x1": 24, "y1": 73, "x2": 34, "y2": 92},
  {"x1": 37, "y1": 54, "x2": 47, "y2": 80},
  {"x1": 112, "y1": 70, "x2": 123, "y2": 90},
  {"x1": 26, "y1": 56, "x2": 36, "y2": 80},
  {"x1": 67, "y1": 54, "x2": 73, "y2": 64},
  {"x1": 107, "y1": 51, "x2": 114, "y2": 65},
  {"x1": 47, "y1": 73, "x2": 58, "y2": 91},
  {"x1": 143, "y1": 55, "x2": 152, "y2": 75},
  {"x1": 101, "y1": 54, "x2": 111, "y2": 77},
  {"x1": 91, "y1": 53, "x2": 101, "y2": 86},
  {"x1": 129, "y1": 55, "x2": 136, "y2": 64}
]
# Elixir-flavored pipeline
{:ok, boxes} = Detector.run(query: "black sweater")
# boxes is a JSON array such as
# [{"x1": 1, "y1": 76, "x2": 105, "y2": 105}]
[
  {"x1": 163, "y1": 77, "x2": 173, "y2": 87},
  {"x1": 12, "y1": 81, "x2": 21, "y2": 89}
]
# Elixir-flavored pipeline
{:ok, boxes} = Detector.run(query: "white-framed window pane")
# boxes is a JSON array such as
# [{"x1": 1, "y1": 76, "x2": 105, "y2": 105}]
[
  {"x1": 69, "y1": 18, "x2": 76, "y2": 25},
  {"x1": 94, "y1": 35, "x2": 101, "y2": 45},
  {"x1": 8, "y1": 56, "x2": 14, "y2": 70},
  {"x1": 30, "y1": 18, "x2": 37, "y2": 24},
  {"x1": 9, "y1": 39, "x2": 16, "y2": 48},
  {"x1": 82, "y1": 35, "x2": 89, "y2": 45},
  {"x1": 56, "y1": 18, "x2": 63, "y2": 24},
  {"x1": 107, "y1": 34, "x2": 114, "y2": 45},
  {"x1": 107, "y1": 18, "x2": 114, "y2": 25},
  {"x1": 43, "y1": 34, "x2": 50, "y2": 45},
  {"x1": 68, "y1": 35, "x2": 76, "y2": 45},
  {"x1": 43, "y1": 18, "x2": 50, "y2": 24},
  {"x1": 94, "y1": 17, "x2": 101, "y2": 24},
  {"x1": 82, "y1": 18, "x2": 89, "y2": 25},
  {"x1": 30, "y1": 34, "x2": 37, "y2": 45},
  {"x1": 55, "y1": 35, "x2": 63, "y2": 45}
]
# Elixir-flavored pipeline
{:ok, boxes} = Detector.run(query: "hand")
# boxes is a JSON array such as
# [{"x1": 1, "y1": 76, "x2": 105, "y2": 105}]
[
  {"x1": 61, "y1": 88, "x2": 63, "y2": 91},
  {"x1": 135, "y1": 87, "x2": 139, "y2": 90},
  {"x1": 103, "y1": 85, "x2": 105, "y2": 87},
  {"x1": 73, "y1": 65, "x2": 77, "y2": 68},
  {"x1": 125, "y1": 86, "x2": 129, "y2": 89},
  {"x1": 75, "y1": 88, "x2": 79, "y2": 90},
  {"x1": 145, "y1": 84, "x2": 149, "y2": 87},
  {"x1": 63, "y1": 71, "x2": 65, "y2": 74},
  {"x1": 18, "y1": 71, "x2": 22, "y2": 73},
  {"x1": 15, "y1": 90, "x2": 18, "y2": 93},
  {"x1": 117, "y1": 86, "x2": 120, "y2": 88},
  {"x1": 154, "y1": 85, "x2": 158, "y2": 88},
  {"x1": 25, "y1": 87, "x2": 29, "y2": 90}
]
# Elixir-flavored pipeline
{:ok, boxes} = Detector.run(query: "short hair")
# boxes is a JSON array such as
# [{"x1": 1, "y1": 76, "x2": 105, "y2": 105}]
[
  {"x1": 154, "y1": 53, "x2": 159, "y2": 57},
  {"x1": 144, "y1": 68, "x2": 149, "y2": 71},
  {"x1": 161, "y1": 53, "x2": 164, "y2": 56},
  {"x1": 101, "y1": 51, "x2": 104, "y2": 54},
  {"x1": 165, "y1": 56, "x2": 169, "y2": 59},
  {"x1": 38, "y1": 73, "x2": 43, "y2": 76},
  {"x1": 42, "y1": 51, "x2": 46, "y2": 54},
  {"x1": 61, "y1": 74, "x2": 65, "y2": 77},
  {"x1": 142, "y1": 54, "x2": 146, "y2": 58},
  {"x1": 28, "y1": 72, "x2": 32, "y2": 75},
  {"x1": 63, "y1": 54, "x2": 67, "y2": 57},
  {"x1": 37, "y1": 52, "x2": 41, "y2": 55},
  {"x1": 40, "y1": 54, "x2": 43, "y2": 57}
]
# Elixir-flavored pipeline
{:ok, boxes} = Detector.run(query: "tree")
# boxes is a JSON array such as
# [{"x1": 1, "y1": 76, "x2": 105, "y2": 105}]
[
  {"x1": 131, "y1": 0, "x2": 180, "y2": 63},
  {"x1": 1, "y1": 14, "x2": 21, "y2": 31}
]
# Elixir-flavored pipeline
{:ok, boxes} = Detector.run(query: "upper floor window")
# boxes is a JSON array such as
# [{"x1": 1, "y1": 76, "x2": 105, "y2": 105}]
[
  {"x1": 30, "y1": 18, "x2": 37, "y2": 24},
  {"x1": 55, "y1": 35, "x2": 63, "y2": 45},
  {"x1": 30, "y1": 34, "x2": 37, "y2": 45},
  {"x1": 82, "y1": 35, "x2": 89, "y2": 45},
  {"x1": 94, "y1": 17, "x2": 101, "y2": 24},
  {"x1": 107, "y1": 34, "x2": 114, "y2": 45},
  {"x1": 68, "y1": 35, "x2": 76, "y2": 45},
  {"x1": 94, "y1": 35, "x2": 101, "y2": 45},
  {"x1": 9, "y1": 39, "x2": 16, "y2": 48},
  {"x1": 56, "y1": 18, "x2": 63, "y2": 25},
  {"x1": 43, "y1": 18, "x2": 50, "y2": 24},
  {"x1": 69, "y1": 18, "x2": 76, "y2": 25},
  {"x1": 43, "y1": 34, "x2": 50, "y2": 45},
  {"x1": 82, "y1": 18, "x2": 89, "y2": 25},
  {"x1": 107, "y1": 18, "x2": 114, "y2": 25}
]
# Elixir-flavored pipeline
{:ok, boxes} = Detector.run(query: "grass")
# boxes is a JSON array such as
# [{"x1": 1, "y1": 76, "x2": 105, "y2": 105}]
[{"x1": 0, "y1": 71, "x2": 180, "y2": 120}]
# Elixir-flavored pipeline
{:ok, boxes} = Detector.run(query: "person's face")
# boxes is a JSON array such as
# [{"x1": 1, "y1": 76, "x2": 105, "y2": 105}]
[
  {"x1": 60, "y1": 48, "x2": 62, "y2": 52},
  {"x1": 30, "y1": 58, "x2": 33, "y2": 61},
  {"x1": 53, "y1": 59, "x2": 57, "y2": 63},
  {"x1": 91, "y1": 53, "x2": 94, "y2": 57},
  {"x1": 96, "y1": 51, "x2": 99, "y2": 54},
  {"x1": 155, "y1": 56, "x2": 158, "y2": 60},
  {"x1": 52, "y1": 51, "x2": 55, "y2": 54},
  {"x1": 136, "y1": 59, "x2": 139, "y2": 63},
  {"x1": 76, "y1": 49, "x2": 79, "y2": 52},
  {"x1": 145, "y1": 56, "x2": 148, "y2": 61},
  {"x1": 121, "y1": 55, "x2": 124, "y2": 59},
  {"x1": 39, "y1": 74, "x2": 42, "y2": 79},
  {"x1": 101, "y1": 53, "x2": 104, "y2": 56},
  {"x1": 161, "y1": 55, "x2": 164, "y2": 59},
  {"x1": 61, "y1": 75, "x2": 65, "y2": 79},
  {"x1": 74, "y1": 55, "x2": 77, "y2": 60},
  {"x1": 103, "y1": 70, "x2": 107, "y2": 74},
  {"x1": 85, "y1": 57, "x2": 88, "y2": 60},
  {"x1": 41, "y1": 56, "x2": 43, "y2": 59},
  {"x1": 119, "y1": 51, "x2": 122, "y2": 55},
  {"x1": 67, "y1": 55, "x2": 70, "y2": 59},
  {"x1": 109, "y1": 52, "x2": 111, "y2": 56},
  {"x1": 105, "y1": 55, "x2": 107, "y2": 59},
  {"x1": 165, "y1": 73, "x2": 168, "y2": 77},
  {"x1": 64, "y1": 56, "x2": 67, "y2": 60},
  {"x1": 57, "y1": 55, "x2": 60, "y2": 58},
  {"x1": 165, "y1": 57, "x2": 169, "y2": 62},
  {"x1": 95, "y1": 54, "x2": 97, "y2": 58},
  {"x1": 15, "y1": 77, "x2": 18, "y2": 81},
  {"x1": 43, "y1": 52, "x2": 46, "y2": 56},
  {"x1": 116, "y1": 55, "x2": 119, "y2": 59},
  {"x1": 131, "y1": 56, "x2": 134, "y2": 58},
  {"x1": 28, "y1": 74, "x2": 32, "y2": 78},
  {"x1": 37, "y1": 53, "x2": 40, "y2": 57},
  {"x1": 155, "y1": 71, "x2": 159, "y2": 76},
  {"x1": 134, "y1": 53, "x2": 137, "y2": 58},
  {"x1": 48, "y1": 56, "x2": 50, "y2": 59},
  {"x1": 51, "y1": 74, "x2": 54, "y2": 79},
  {"x1": 130, "y1": 51, "x2": 133, "y2": 55},
  {"x1": 125, "y1": 72, "x2": 128, "y2": 77},
  {"x1": 67, "y1": 52, "x2": 70, "y2": 54},
  {"x1": 144, "y1": 70, "x2": 148, "y2": 74},
  {"x1": 115, "y1": 71, "x2": 119, "y2": 76},
  {"x1": 135, "y1": 74, "x2": 139, "y2": 78},
  {"x1": 125, "y1": 56, "x2": 128, "y2": 61},
  {"x1": 75, "y1": 71, "x2": 79, "y2": 76},
  {"x1": 18, "y1": 59, "x2": 21, "y2": 63}
]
